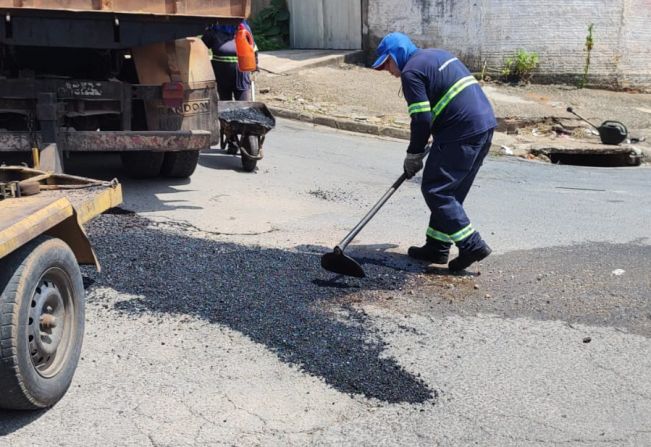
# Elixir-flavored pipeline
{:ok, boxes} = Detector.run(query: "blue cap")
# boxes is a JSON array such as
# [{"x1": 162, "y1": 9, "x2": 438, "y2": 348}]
[
  {"x1": 372, "y1": 52, "x2": 391, "y2": 70},
  {"x1": 372, "y1": 32, "x2": 418, "y2": 71},
  {"x1": 373, "y1": 47, "x2": 391, "y2": 70}
]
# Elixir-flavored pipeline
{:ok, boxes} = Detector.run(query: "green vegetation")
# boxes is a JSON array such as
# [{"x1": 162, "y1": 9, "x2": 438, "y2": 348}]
[
  {"x1": 250, "y1": 0, "x2": 290, "y2": 51},
  {"x1": 501, "y1": 49, "x2": 539, "y2": 83},
  {"x1": 578, "y1": 24, "x2": 594, "y2": 89}
]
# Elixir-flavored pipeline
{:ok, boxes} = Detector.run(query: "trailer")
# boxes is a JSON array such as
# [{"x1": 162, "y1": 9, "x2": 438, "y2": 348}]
[
  {"x1": 0, "y1": 166, "x2": 121, "y2": 410},
  {"x1": 0, "y1": 0, "x2": 252, "y2": 178}
]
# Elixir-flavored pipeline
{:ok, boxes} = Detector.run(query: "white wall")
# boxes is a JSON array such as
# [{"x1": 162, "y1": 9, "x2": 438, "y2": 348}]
[
  {"x1": 367, "y1": 0, "x2": 651, "y2": 89},
  {"x1": 289, "y1": 0, "x2": 362, "y2": 49}
]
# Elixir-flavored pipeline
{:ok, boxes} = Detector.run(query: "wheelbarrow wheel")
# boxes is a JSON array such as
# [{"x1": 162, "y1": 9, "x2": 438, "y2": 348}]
[
  {"x1": 241, "y1": 135, "x2": 259, "y2": 172},
  {"x1": 0, "y1": 236, "x2": 85, "y2": 410}
]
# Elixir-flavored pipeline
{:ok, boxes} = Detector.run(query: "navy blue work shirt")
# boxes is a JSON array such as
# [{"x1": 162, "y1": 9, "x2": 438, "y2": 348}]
[{"x1": 401, "y1": 49, "x2": 497, "y2": 153}]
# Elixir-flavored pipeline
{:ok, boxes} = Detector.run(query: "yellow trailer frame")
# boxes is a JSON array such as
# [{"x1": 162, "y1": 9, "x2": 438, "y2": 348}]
[
  {"x1": 0, "y1": 166, "x2": 122, "y2": 267},
  {"x1": 0, "y1": 165, "x2": 122, "y2": 411}
]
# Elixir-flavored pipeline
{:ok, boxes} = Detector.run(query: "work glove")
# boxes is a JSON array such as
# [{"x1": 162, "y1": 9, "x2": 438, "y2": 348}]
[{"x1": 403, "y1": 146, "x2": 430, "y2": 179}]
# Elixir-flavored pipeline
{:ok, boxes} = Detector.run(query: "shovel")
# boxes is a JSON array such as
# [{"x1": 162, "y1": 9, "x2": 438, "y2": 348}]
[{"x1": 321, "y1": 173, "x2": 408, "y2": 278}]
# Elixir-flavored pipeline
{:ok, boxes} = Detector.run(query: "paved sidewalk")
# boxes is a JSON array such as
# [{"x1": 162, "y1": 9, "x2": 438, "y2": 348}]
[
  {"x1": 255, "y1": 59, "x2": 651, "y2": 163},
  {"x1": 258, "y1": 50, "x2": 364, "y2": 74}
]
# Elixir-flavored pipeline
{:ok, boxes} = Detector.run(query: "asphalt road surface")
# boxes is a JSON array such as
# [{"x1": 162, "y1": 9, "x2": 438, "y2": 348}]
[{"x1": 1, "y1": 120, "x2": 650, "y2": 446}]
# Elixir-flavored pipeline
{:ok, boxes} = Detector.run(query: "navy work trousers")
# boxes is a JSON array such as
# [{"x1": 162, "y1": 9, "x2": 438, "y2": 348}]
[
  {"x1": 421, "y1": 129, "x2": 493, "y2": 252},
  {"x1": 212, "y1": 61, "x2": 252, "y2": 101}
]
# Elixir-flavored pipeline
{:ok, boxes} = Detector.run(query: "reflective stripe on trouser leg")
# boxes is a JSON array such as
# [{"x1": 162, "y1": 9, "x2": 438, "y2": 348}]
[
  {"x1": 426, "y1": 227, "x2": 452, "y2": 243},
  {"x1": 449, "y1": 224, "x2": 475, "y2": 242},
  {"x1": 426, "y1": 224, "x2": 475, "y2": 244}
]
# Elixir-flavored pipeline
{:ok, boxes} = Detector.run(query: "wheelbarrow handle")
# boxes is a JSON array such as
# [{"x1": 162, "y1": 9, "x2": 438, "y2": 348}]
[{"x1": 337, "y1": 172, "x2": 408, "y2": 250}]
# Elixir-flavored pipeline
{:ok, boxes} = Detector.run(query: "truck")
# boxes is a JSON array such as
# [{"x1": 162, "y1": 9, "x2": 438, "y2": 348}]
[
  {"x1": 0, "y1": 0, "x2": 253, "y2": 178},
  {"x1": 0, "y1": 0, "x2": 260, "y2": 411}
]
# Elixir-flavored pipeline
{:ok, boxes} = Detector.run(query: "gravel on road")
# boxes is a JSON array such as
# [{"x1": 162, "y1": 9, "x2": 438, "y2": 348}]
[{"x1": 83, "y1": 211, "x2": 435, "y2": 404}]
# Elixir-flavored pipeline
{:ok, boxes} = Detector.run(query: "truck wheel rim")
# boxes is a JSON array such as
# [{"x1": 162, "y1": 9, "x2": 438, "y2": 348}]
[{"x1": 28, "y1": 267, "x2": 75, "y2": 378}]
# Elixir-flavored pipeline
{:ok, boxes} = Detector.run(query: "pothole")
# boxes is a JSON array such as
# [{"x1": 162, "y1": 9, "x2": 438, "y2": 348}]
[
  {"x1": 529, "y1": 146, "x2": 644, "y2": 167},
  {"x1": 497, "y1": 116, "x2": 647, "y2": 167},
  {"x1": 547, "y1": 152, "x2": 642, "y2": 167}
]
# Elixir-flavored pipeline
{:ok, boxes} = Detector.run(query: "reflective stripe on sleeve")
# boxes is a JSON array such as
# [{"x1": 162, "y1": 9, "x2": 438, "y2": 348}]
[
  {"x1": 408, "y1": 101, "x2": 431, "y2": 115},
  {"x1": 438, "y1": 57, "x2": 458, "y2": 72}
]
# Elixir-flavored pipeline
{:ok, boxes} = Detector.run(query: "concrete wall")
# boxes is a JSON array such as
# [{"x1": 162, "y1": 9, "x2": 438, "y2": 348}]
[
  {"x1": 289, "y1": 0, "x2": 362, "y2": 49},
  {"x1": 365, "y1": 0, "x2": 651, "y2": 90}
]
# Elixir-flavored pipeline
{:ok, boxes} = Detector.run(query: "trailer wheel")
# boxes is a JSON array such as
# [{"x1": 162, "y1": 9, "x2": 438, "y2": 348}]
[
  {"x1": 120, "y1": 152, "x2": 164, "y2": 178},
  {"x1": 0, "y1": 236, "x2": 85, "y2": 410},
  {"x1": 241, "y1": 135, "x2": 259, "y2": 172},
  {"x1": 160, "y1": 151, "x2": 200, "y2": 178}
]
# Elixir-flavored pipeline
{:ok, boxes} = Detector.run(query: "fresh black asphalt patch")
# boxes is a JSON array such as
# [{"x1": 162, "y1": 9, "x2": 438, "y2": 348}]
[{"x1": 83, "y1": 213, "x2": 435, "y2": 404}]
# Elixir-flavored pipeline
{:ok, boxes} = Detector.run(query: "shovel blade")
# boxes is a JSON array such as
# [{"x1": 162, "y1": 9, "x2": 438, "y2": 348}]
[{"x1": 321, "y1": 248, "x2": 365, "y2": 278}]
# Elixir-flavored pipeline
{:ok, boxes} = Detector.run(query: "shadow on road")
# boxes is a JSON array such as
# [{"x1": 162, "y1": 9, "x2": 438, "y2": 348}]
[
  {"x1": 83, "y1": 213, "x2": 435, "y2": 404},
  {"x1": 63, "y1": 153, "x2": 203, "y2": 214},
  {"x1": 0, "y1": 410, "x2": 45, "y2": 436},
  {"x1": 198, "y1": 148, "x2": 251, "y2": 172}
]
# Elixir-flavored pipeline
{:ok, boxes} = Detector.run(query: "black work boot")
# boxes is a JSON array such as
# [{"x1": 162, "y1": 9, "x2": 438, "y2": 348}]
[
  {"x1": 408, "y1": 238, "x2": 450, "y2": 264},
  {"x1": 448, "y1": 241, "x2": 492, "y2": 272}
]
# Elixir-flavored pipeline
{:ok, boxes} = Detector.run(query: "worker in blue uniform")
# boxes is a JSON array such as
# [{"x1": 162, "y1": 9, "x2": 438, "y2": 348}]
[
  {"x1": 373, "y1": 32, "x2": 497, "y2": 272},
  {"x1": 201, "y1": 21, "x2": 256, "y2": 101}
]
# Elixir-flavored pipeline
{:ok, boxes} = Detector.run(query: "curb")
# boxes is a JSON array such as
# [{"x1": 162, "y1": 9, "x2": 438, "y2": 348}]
[
  {"x1": 260, "y1": 51, "x2": 366, "y2": 75},
  {"x1": 269, "y1": 106, "x2": 411, "y2": 140},
  {"x1": 269, "y1": 106, "x2": 508, "y2": 156},
  {"x1": 289, "y1": 51, "x2": 366, "y2": 73},
  {"x1": 269, "y1": 106, "x2": 518, "y2": 156},
  {"x1": 268, "y1": 106, "x2": 650, "y2": 164}
]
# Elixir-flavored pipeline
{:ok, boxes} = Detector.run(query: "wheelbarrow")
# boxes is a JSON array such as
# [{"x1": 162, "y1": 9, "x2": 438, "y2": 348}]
[{"x1": 218, "y1": 101, "x2": 276, "y2": 172}]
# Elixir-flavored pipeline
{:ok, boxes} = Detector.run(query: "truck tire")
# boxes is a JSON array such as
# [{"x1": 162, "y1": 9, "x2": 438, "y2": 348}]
[
  {"x1": 0, "y1": 236, "x2": 85, "y2": 410},
  {"x1": 120, "y1": 152, "x2": 164, "y2": 178},
  {"x1": 160, "y1": 151, "x2": 200, "y2": 178},
  {"x1": 241, "y1": 135, "x2": 259, "y2": 173}
]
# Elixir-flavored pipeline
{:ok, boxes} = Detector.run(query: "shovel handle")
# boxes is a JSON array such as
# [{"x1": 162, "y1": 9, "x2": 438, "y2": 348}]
[
  {"x1": 338, "y1": 173, "x2": 408, "y2": 250},
  {"x1": 566, "y1": 107, "x2": 599, "y2": 130}
]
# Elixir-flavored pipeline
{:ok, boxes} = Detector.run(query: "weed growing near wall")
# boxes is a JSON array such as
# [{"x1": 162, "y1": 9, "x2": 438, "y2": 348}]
[
  {"x1": 501, "y1": 49, "x2": 539, "y2": 83},
  {"x1": 578, "y1": 24, "x2": 595, "y2": 89}
]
